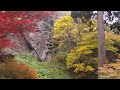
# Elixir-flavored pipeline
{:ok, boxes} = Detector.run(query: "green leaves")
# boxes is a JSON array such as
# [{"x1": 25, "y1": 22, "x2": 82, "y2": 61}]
[{"x1": 15, "y1": 53, "x2": 71, "y2": 79}]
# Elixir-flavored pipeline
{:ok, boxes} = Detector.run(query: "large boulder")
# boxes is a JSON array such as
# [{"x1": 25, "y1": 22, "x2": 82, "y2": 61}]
[{"x1": 27, "y1": 32, "x2": 53, "y2": 61}]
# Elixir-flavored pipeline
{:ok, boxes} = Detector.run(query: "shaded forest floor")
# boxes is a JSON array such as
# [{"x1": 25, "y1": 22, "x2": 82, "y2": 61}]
[{"x1": 98, "y1": 59, "x2": 120, "y2": 79}]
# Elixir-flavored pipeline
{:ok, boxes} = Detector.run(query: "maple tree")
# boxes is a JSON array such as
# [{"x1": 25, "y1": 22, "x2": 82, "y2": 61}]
[{"x1": 0, "y1": 11, "x2": 52, "y2": 51}]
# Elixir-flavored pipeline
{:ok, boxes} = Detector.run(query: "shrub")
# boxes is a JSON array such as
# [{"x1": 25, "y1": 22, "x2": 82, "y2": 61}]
[
  {"x1": 53, "y1": 51, "x2": 67, "y2": 64},
  {"x1": 0, "y1": 57, "x2": 39, "y2": 79}
]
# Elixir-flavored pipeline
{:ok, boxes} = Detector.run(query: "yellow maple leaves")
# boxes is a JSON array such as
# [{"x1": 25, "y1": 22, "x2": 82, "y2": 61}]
[{"x1": 53, "y1": 15, "x2": 120, "y2": 74}]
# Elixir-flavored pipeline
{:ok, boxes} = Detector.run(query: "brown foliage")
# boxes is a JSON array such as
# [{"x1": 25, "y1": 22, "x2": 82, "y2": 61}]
[
  {"x1": 98, "y1": 60, "x2": 120, "y2": 79},
  {"x1": 0, "y1": 56, "x2": 39, "y2": 79}
]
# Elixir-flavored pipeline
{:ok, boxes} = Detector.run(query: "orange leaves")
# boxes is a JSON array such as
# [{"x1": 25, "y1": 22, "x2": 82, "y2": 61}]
[
  {"x1": 98, "y1": 60, "x2": 120, "y2": 79},
  {"x1": 0, "y1": 59, "x2": 40, "y2": 79}
]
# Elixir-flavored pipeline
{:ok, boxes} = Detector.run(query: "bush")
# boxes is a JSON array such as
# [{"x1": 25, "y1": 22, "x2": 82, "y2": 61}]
[
  {"x1": 53, "y1": 51, "x2": 67, "y2": 64},
  {"x1": 15, "y1": 53, "x2": 71, "y2": 79},
  {"x1": 0, "y1": 58, "x2": 39, "y2": 79}
]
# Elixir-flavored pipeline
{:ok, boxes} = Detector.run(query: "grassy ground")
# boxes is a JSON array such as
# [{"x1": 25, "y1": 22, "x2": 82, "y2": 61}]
[{"x1": 15, "y1": 53, "x2": 71, "y2": 79}]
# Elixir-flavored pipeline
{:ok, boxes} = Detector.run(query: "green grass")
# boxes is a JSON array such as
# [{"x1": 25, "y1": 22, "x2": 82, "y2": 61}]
[{"x1": 15, "y1": 53, "x2": 71, "y2": 79}]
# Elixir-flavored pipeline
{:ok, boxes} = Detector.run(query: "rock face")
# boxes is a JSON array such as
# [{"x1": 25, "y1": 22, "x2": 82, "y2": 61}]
[
  {"x1": 27, "y1": 19, "x2": 53, "y2": 61},
  {"x1": 1, "y1": 16, "x2": 55, "y2": 61},
  {"x1": 3, "y1": 31, "x2": 53, "y2": 61},
  {"x1": 1, "y1": 12, "x2": 70, "y2": 61},
  {"x1": 27, "y1": 31, "x2": 53, "y2": 61}
]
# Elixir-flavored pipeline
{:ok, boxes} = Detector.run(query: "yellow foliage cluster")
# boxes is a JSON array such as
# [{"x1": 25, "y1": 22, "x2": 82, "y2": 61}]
[
  {"x1": 73, "y1": 63, "x2": 94, "y2": 73},
  {"x1": 105, "y1": 31, "x2": 120, "y2": 52},
  {"x1": 66, "y1": 46, "x2": 93, "y2": 68},
  {"x1": 53, "y1": 16, "x2": 120, "y2": 76},
  {"x1": 53, "y1": 16, "x2": 74, "y2": 39}
]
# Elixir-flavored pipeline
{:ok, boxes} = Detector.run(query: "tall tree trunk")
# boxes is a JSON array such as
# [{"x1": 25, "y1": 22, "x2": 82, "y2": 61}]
[{"x1": 97, "y1": 11, "x2": 108, "y2": 67}]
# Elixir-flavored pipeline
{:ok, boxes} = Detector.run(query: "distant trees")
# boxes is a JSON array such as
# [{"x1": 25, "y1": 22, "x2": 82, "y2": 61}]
[
  {"x1": 71, "y1": 11, "x2": 94, "y2": 23},
  {"x1": 71, "y1": 11, "x2": 94, "y2": 19},
  {"x1": 71, "y1": 11, "x2": 120, "y2": 34}
]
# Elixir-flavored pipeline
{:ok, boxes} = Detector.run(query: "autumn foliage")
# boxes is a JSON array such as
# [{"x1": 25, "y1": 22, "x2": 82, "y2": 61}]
[
  {"x1": 98, "y1": 59, "x2": 120, "y2": 79},
  {"x1": 53, "y1": 16, "x2": 120, "y2": 78},
  {"x1": 0, "y1": 59, "x2": 39, "y2": 79},
  {"x1": 0, "y1": 11, "x2": 52, "y2": 49}
]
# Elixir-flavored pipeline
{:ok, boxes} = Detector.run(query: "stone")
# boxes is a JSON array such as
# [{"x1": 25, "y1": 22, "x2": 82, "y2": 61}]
[{"x1": 1, "y1": 15, "x2": 57, "y2": 61}]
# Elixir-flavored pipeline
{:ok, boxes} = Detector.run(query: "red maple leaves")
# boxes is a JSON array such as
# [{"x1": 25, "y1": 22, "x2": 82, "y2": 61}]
[{"x1": 0, "y1": 11, "x2": 52, "y2": 49}]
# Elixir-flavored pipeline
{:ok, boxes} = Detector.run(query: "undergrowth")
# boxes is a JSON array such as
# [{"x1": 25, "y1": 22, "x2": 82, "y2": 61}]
[{"x1": 15, "y1": 53, "x2": 71, "y2": 79}]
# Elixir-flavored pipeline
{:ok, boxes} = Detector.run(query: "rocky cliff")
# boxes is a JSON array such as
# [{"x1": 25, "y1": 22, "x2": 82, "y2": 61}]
[
  {"x1": 1, "y1": 11, "x2": 71, "y2": 61},
  {"x1": 2, "y1": 16, "x2": 55, "y2": 61}
]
